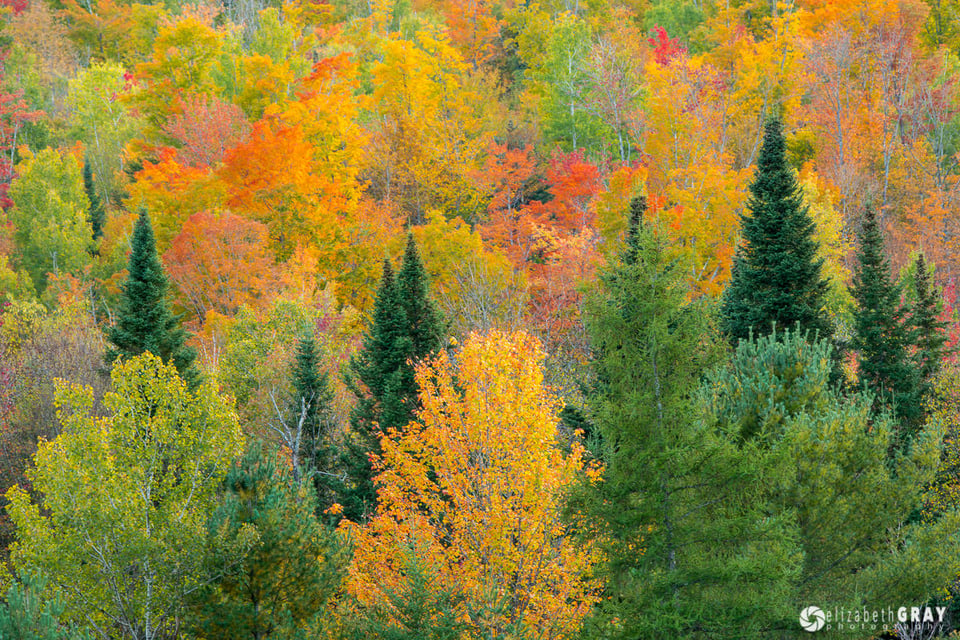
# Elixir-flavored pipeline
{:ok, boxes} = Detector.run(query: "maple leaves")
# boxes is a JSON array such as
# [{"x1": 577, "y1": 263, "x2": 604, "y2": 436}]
[{"x1": 347, "y1": 331, "x2": 601, "y2": 637}]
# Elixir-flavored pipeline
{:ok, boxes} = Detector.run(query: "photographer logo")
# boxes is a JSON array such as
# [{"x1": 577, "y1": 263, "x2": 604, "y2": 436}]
[{"x1": 800, "y1": 606, "x2": 826, "y2": 632}]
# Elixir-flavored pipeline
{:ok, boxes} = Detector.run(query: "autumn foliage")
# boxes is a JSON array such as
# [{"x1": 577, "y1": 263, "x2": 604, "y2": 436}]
[{"x1": 346, "y1": 331, "x2": 601, "y2": 637}]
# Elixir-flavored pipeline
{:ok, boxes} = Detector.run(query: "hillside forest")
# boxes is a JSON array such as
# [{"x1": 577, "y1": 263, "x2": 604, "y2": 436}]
[{"x1": 6, "y1": 0, "x2": 960, "y2": 638}]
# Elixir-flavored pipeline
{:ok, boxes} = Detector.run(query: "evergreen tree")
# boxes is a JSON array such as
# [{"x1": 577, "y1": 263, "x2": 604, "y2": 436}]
[
  {"x1": 721, "y1": 118, "x2": 832, "y2": 345},
  {"x1": 850, "y1": 205, "x2": 920, "y2": 435},
  {"x1": 704, "y1": 328, "x2": 960, "y2": 619},
  {"x1": 912, "y1": 252, "x2": 949, "y2": 401},
  {"x1": 0, "y1": 571, "x2": 93, "y2": 640},
  {"x1": 82, "y1": 158, "x2": 105, "y2": 242},
  {"x1": 340, "y1": 240, "x2": 442, "y2": 521},
  {"x1": 570, "y1": 197, "x2": 800, "y2": 638},
  {"x1": 397, "y1": 233, "x2": 444, "y2": 359},
  {"x1": 190, "y1": 444, "x2": 348, "y2": 640},
  {"x1": 290, "y1": 332, "x2": 336, "y2": 509},
  {"x1": 106, "y1": 208, "x2": 199, "y2": 388}
]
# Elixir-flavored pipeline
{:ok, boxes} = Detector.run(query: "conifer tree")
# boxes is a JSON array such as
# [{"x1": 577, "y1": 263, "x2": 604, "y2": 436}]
[
  {"x1": 912, "y1": 252, "x2": 949, "y2": 401},
  {"x1": 850, "y1": 205, "x2": 920, "y2": 434},
  {"x1": 340, "y1": 239, "x2": 443, "y2": 521},
  {"x1": 290, "y1": 332, "x2": 336, "y2": 508},
  {"x1": 190, "y1": 444, "x2": 348, "y2": 640},
  {"x1": 570, "y1": 197, "x2": 799, "y2": 638},
  {"x1": 106, "y1": 208, "x2": 199, "y2": 388},
  {"x1": 721, "y1": 118, "x2": 831, "y2": 345},
  {"x1": 82, "y1": 159, "x2": 105, "y2": 242}
]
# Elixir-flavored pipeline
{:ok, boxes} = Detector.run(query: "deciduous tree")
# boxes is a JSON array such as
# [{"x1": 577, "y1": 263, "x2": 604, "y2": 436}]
[
  {"x1": 348, "y1": 331, "x2": 600, "y2": 638},
  {"x1": 7, "y1": 354, "x2": 244, "y2": 640}
]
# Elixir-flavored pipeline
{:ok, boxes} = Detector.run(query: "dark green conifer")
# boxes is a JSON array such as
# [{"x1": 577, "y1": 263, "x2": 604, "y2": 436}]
[
  {"x1": 850, "y1": 205, "x2": 920, "y2": 434},
  {"x1": 340, "y1": 241, "x2": 443, "y2": 521},
  {"x1": 912, "y1": 252, "x2": 949, "y2": 400},
  {"x1": 82, "y1": 159, "x2": 105, "y2": 242},
  {"x1": 721, "y1": 118, "x2": 832, "y2": 345},
  {"x1": 190, "y1": 444, "x2": 348, "y2": 640},
  {"x1": 290, "y1": 332, "x2": 335, "y2": 508},
  {"x1": 106, "y1": 208, "x2": 199, "y2": 388}
]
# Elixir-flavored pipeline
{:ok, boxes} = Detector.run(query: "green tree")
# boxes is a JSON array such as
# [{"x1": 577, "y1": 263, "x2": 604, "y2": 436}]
[
  {"x1": 911, "y1": 252, "x2": 949, "y2": 403},
  {"x1": 82, "y1": 158, "x2": 105, "y2": 243},
  {"x1": 106, "y1": 208, "x2": 199, "y2": 388},
  {"x1": 340, "y1": 235, "x2": 443, "y2": 521},
  {"x1": 0, "y1": 571, "x2": 93, "y2": 640},
  {"x1": 190, "y1": 444, "x2": 348, "y2": 640},
  {"x1": 6, "y1": 354, "x2": 245, "y2": 640},
  {"x1": 290, "y1": 332, "x2": 336, "y2": 508},
  {"x1": 721, "y1": 118, "x2": 832, "y2": 347},
  {"x1": 67, "y1": 62, "x2": 141, "y2": 203},
  {"x1": 704, "y1": 328, "x2": 960, "y2": 618},
  {"x1": 7, "y1": 149, "x2": 92, "y2": 294},
  {"x1": 850, "y1": 205, "x2": 921, "y2": 437},
  {"x1": 570, "y1": 196, "x2": 800, "y2": 639}
]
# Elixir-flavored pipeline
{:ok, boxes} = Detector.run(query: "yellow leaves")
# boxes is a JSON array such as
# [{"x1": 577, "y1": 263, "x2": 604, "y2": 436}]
[
  {"x1": 799, "y1": 170, "x2": 854, "y2": 325},
  {"x1": 364, "y1": 30, "x2": 494, "y2": 220},
  {"x1": 347, "y1": 331, "x2": 601, "y2": 637}
]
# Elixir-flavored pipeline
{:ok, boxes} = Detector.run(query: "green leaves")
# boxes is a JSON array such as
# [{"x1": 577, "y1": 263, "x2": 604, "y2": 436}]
[
  {"x1": 7, "y1": 149, "x2": 92, "y2": 293},
  {"x1": 6, "y1": 353, "x2": 244, "y2": 639},
  {"x1": 190, "y1": 444, "x2": 348, "y2": 640}
]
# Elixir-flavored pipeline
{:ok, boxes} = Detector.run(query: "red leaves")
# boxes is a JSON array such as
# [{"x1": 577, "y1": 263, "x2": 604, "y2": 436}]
[
  {"x1": 648, "y1": 25, "x2": 686, "y2": 66},
  {"x1": 0, "y1": 90, "x2": 42, "y2": 210}
]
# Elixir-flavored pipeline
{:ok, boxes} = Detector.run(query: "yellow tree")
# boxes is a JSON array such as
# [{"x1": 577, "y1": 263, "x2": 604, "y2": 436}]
[
  {"x1": 347, "y1": 331, "x2": 601, "y2": 639},
  {"x1": 643, "y1": 54, "x2": 749, "y2": 296},
  {"x1": 364, "y1": 28, "x2": 495, "y2": 223}
]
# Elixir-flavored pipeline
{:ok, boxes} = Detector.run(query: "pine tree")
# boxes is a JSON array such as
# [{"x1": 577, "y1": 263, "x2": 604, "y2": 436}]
[
  {"x1": 0, "y1": 571, "x2": 93, "y2": 640},
  {"x1": 912, "y1": 252, "x2": 949, "y2": 401},
  {"x1": 850, "y1": 204, "x2": 920, "y2": 435},
  {"x1": 721, "y1": 118, "x2": 832, "y2": 345},
  {"x1": 570, "y1": 197, "x2": 800, "y2": 638},
  {"x1": 340, "y1": 241, "x2": 442, "y2": 522},
  {"x1": 380, "y1": 233, "x2": 444, "y2": 429},
  {"x1": 290, "y1": 332, "x2": 335, "y2": 509},
  {"x1": 190, "y1": 444, "x2": 348, "y2": 640},
  {"x1": 82, "y1": 159, "x2": 105, "y2": 242},
  {"x1": 106, "y1": 208, "x2": 199, "y2": 388}
]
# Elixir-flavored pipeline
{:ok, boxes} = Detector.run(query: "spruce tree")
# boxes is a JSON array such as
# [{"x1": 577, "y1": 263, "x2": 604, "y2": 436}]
[
  {"x1": 340, "y1": 241, "x2": 442, "y2": 521},
  {"x1": 850, "y1": 204, "x2": 920, "y2": 434},
  {"x1": 721, "y1": 118, "x2": 832, "y2": 345},
  {"x1": 82, "y1": 159, "x2": 105, "y2": 242},
  {"x1": 290, "y1": 332, "x2": 335, "y2": 509},
  {"x1": 106, "y1": 208, "x2": 199, "y2": 388},
  {"x1": 912, "y1": 252, "x2": 948, "y2": 401},
  {"x1": 570, "y1": 197, "x2": 800, "y2": 638}
]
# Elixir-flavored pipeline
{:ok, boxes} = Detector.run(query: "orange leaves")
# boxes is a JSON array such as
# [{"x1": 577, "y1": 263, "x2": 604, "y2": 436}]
[
  {"x1": 126, "y1": 149, "x2": 227, "y2": 251},
  {"x1": 163, "y1": 211, "x2": 277, "y2": 323},
  {"x1": 219, "y1": 53, "x2": 365, "y2": 258},
  {"x1": 347, "y1": 331, "x2": 601, "y2": 637},
  {"x1": 476, "y1": 143, "x2": 540, "y2": 265}
]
